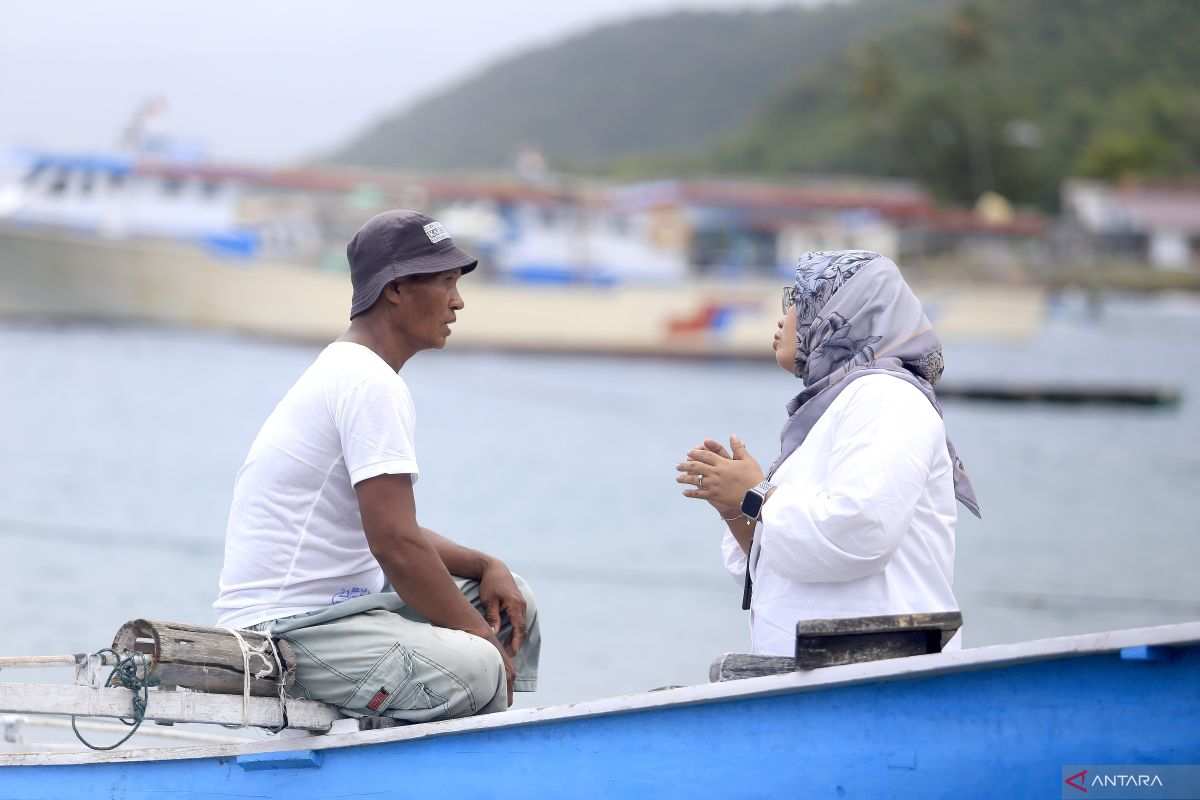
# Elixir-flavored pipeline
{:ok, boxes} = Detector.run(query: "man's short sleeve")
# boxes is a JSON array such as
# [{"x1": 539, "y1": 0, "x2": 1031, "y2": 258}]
[{"x1": 335, "y1": 372, "x2": 419, "y2": 486}]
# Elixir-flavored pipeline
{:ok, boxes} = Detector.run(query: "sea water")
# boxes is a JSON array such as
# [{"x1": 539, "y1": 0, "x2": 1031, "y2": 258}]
[{"x1": 1, "y1": 294, "x2": 1197, "y2": 707}]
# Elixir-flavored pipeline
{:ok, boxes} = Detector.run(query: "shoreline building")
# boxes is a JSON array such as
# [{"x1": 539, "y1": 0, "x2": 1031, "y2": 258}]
[{"x1": 1062, "y1": 179, "x2": 1200, "y2": 271}]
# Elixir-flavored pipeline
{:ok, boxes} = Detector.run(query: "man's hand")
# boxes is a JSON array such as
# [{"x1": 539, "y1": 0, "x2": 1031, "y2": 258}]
[
  {"x1": 676, "y1": 435, "x2": 767, "y2": 510},
  {"x1": 478, "y1": 558, "x2": 528, "y2": 658},
  {"x1": 358, "y1": 474, "x2": 517, "y2": 704}
]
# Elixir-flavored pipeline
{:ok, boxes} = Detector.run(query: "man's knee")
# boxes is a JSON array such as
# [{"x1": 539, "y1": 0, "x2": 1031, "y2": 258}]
[
  {"x1": 511, "y1": 572, "x2": 538, "y2": 620},
  {"x1": 434, "y1": 630, "x2": 506, "y2": 716}
]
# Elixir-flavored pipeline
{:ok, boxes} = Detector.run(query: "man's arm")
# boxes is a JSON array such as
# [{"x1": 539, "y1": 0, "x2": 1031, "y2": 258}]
[
  {"x1": 355, "y1": 472, "x2": 515, "y2": 700},
  {"x1": 419, "y1": 527, "x2": 489, "y2": 579},
  {"x1": 422, "y1": 525, "x2": 530, "y2": 657},
  {"x1": 420, "y1": 527, "x2": 529, "y2": 658}
]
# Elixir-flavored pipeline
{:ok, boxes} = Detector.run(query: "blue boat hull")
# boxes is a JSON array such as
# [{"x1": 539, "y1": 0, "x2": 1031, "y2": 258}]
[{"x1": 3, "y1": 641, "x2": 1198, "y2": 799}]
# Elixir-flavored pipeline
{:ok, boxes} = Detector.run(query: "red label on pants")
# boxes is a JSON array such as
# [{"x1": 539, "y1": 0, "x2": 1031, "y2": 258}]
[{"x1": 367, "y1": 688, "x2": 389, "y2": 712}]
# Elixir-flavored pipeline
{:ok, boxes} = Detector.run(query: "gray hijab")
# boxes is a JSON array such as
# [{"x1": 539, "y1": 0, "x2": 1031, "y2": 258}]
[{"x1": 770, "y1": 250, "x2": 980, "y2": 518}]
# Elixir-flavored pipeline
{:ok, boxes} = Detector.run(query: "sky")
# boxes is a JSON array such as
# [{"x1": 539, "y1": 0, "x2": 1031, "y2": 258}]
[{"x1": 0, "y1": 0, "x2": 814, "y2": 166}]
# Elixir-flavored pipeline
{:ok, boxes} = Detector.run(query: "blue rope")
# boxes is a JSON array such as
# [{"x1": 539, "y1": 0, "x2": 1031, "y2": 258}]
[{"x1": 71, "y1": 648, "x2": 160, "y2": 751}]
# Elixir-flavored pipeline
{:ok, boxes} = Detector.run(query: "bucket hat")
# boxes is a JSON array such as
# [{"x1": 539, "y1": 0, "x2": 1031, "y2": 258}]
[{"x1": 347, "y1": 209, "x2": 477, "y2": 319}]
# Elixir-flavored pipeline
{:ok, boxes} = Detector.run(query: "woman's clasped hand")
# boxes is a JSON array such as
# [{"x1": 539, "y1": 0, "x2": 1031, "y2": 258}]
[{"x1": 675, "y1": 436, "x2": 766, "y2": 515}]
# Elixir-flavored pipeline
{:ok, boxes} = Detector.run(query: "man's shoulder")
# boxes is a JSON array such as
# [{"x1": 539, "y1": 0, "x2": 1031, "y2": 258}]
[
  {"x1": 313, "y1": 344, "x2": 414, "y2": 427},
  {"x1": 313, "y1": 343, "x2": 406, "y2": 389}
]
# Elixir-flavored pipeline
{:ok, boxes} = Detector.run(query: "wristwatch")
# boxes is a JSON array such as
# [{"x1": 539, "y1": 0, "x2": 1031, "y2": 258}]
[{"x1": 740, "y1": 480, "x2": 775, "y2": 520}]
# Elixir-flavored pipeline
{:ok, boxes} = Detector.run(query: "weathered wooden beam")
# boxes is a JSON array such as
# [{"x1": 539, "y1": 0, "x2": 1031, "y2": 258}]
[
  {"x1": 112, "y1": 620, "x2": 295, "y2": 697},
  {"x1": 711, "y1": 612, "x2": 965, "y2": 681},
  {"x1": 0, "y1": 655, "x2": 94, "y2": 668},
  {"x1": 709, "y1": 654, "x2": 795, "y2": 682},
  {"x1": 0, "y1": 683, "x2": 341, "y2": 732},
  {"x1": 1, "y1": 714, "x2": 253, "y2": 745},
  {"x1": 793, "y1": 612, "x2": 963, "y2": 638},
  {"x1": 0, "y1": 653, "x2": 114, "y2": 688},
  {"x1": 794, "y1": 612, "x2": 962, "y2": 671}
]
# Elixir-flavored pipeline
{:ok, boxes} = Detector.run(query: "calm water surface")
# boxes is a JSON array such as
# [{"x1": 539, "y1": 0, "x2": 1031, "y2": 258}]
[{"x1": 1, "y1": 294, "x2": 1198, "y2": 707}]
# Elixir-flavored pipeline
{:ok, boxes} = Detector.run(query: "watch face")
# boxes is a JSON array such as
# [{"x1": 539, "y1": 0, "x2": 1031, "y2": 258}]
[{"x1": 741, "y1": 490, "x2": 764, "y2": 519}]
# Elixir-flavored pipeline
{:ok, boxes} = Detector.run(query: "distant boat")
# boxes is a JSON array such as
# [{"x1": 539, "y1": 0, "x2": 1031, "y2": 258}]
[
  {"x1": 0, "y1": 147, "x2": 1048, "y2": 354},
  {"x1": 1, "y1": 621, "x2": 1197, "y2": 798},
  {"x1": 0, "y1": 149, "x2": 319, "y2": 260},
  {"x1": 0, "y1": 222, "x2": 1045, "y2": 357}
]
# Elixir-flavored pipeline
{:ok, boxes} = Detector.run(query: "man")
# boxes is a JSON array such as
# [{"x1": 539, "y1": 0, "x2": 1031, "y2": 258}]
[{"x1": 214, "y1": 209, "x2": 539, "y2": 721}]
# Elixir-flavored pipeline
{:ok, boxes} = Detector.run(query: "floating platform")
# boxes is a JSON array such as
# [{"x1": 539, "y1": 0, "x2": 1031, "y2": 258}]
[{"x1": 936, "y1": 383, "x2": 1182, "y2": 407}]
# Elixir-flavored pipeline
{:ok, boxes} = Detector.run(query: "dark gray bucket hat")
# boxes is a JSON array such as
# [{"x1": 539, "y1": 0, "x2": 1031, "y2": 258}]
[{"x1": 347, "y1": 209, "x2": 478, "y2": 319}]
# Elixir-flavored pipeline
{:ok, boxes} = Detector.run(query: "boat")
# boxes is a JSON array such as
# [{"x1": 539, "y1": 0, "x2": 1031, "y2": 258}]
[
  {"x1": 1, "y1": 620, "x2": 1197, "y2": 797},
  {"x1": 0, "y1": 147, "x2": 1047, "y2": 358},
  {"x1": 0, "y1": 221, "x2": 1045, "y2": 359}
]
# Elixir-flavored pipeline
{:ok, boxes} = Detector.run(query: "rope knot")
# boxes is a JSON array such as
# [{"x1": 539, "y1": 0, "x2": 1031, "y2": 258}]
[{"x1": 71, "y1": 647, "x2": 159, "y2": 751}]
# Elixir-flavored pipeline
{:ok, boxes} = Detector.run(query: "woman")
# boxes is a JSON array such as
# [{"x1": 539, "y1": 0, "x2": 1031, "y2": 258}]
[{"x1": 676, "y1": 250, "x2": 980, "y2": 656}]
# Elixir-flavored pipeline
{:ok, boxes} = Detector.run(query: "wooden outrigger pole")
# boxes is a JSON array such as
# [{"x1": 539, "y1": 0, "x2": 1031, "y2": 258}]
[{"x1": 0, "y1": 621, "x2": 345, "y2": 734}]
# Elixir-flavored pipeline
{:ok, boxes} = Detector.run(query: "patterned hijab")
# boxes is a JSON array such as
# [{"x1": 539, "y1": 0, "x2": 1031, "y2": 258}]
[{"x1": 771, "y1": 250, "x2": 980, "y2": 518}]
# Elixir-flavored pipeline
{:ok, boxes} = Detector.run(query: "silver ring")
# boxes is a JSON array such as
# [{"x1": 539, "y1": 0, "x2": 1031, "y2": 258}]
[{"x1": 697, "y1": 474, "x2": 704, "y2": 489}]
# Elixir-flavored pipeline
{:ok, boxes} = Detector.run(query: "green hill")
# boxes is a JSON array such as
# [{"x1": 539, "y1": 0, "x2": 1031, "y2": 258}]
[
  {"x1": 696, "y1": 0, "x2": 1200, "y2": 206},
  {"x1": 325, "y1": 0, "x2": 953, "y2": 171},
  {"x1": 328, "y1": 0, "x2": 1200, "y2": 210}
]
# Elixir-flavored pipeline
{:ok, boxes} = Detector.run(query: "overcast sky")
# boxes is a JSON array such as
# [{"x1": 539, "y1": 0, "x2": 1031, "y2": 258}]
[{"x1": 0, "y1": 0, "x2": 814, "y2": 166}]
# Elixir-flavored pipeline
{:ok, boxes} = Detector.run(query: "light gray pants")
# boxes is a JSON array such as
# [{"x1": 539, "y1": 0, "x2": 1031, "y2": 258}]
[{"x1": 252, "y1": 575, "x2": 539, "y2": 723}]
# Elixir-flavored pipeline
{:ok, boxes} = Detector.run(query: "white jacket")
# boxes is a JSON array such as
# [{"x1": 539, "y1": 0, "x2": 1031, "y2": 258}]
[{"x1": 722, "y1": 374, "x2": 960, "y2": 656}]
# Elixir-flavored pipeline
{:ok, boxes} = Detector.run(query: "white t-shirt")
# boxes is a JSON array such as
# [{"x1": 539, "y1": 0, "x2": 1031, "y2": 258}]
[
  {"x1": 722, "y1": 373, "x2": 959, "y2": 656},
  {"x1": 214, "y1": 342, "x2": 418, "y2": 629}
]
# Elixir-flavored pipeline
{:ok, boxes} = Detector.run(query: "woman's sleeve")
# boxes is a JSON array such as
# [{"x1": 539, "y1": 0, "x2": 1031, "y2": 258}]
[
  {"x1": 721, "y1": 527, "x2": 749, "y2": 584},
  {"x1": 758, "y1": 379, "x2": 940, "y2": 584}
]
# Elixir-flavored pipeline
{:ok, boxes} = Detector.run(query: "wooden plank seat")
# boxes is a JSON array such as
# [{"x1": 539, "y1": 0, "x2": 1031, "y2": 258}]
[{"x1": 710, "y1": 611, "x2": 963, "y2": 682}]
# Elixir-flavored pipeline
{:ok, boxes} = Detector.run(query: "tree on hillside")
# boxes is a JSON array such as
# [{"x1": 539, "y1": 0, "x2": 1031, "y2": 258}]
[
  {"x1": 852, "y1": 42, "x2": 900, "y2": 132},
  {"x1": 1075, "y1": 79, "x2": 1200, "y2": 181},
  {"x1": 849, "y1": 42, "x2": 906, "y2": 176},
  {"x1": 945, "y1": 1, "x2": 994, "y2": 199}
]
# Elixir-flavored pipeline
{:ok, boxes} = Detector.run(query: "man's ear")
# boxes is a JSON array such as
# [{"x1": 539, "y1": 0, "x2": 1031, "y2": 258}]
[{"x1": 381, "y1": 280, "x2": 405, "y2": 306}]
